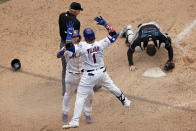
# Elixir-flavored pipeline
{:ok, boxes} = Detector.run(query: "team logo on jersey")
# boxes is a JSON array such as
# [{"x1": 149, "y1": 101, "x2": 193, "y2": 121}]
[{"x1": 87, "y1": 46, "x2": 99, "y2": 54}]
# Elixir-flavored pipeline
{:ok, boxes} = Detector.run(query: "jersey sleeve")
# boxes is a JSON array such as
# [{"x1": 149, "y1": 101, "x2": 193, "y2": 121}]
[{"x1": 97, "y1": 37, "x2": 111, "y2": 50}]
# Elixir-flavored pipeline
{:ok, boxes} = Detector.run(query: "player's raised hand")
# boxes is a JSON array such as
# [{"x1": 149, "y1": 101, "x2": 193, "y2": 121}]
[
  {"x1": 94, "y1": 16, "x2": 107, "y2": 26},
  {"x1": 66, "y1": 21, "x2": 74, "y2": 43},
  {"x1": 67, "y1": 21, "x2": 74, "y2": 35}
]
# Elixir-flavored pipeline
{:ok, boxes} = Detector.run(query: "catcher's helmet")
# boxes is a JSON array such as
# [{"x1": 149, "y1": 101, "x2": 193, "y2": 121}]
[
  {"x1": 83, "y1": 28, "x2": 95, "y2": 41},
  {"x1": 11, "y1": 59, "x2": 21, "y2": 71}
]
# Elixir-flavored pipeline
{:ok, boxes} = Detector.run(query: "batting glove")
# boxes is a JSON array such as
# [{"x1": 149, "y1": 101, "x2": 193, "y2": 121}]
[
  {"x1": 66, "y1": 21, "x2": 74, "y2": 42},
  {"x1": 94, "y1": 16, "x2": 107, "y2": 26}
]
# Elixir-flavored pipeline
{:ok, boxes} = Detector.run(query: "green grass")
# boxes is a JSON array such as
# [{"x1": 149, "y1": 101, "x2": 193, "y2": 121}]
[{"x1": 0, "y1": 0, "x2": 9, "y2": 4}]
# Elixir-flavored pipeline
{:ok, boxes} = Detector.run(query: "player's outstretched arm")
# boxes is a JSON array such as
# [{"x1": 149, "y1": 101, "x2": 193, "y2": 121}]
[
  {"x1": 164, "y1": 36, "x2": 175, "y2": 71},
  {"x1": 57, "y1": 21, "x2": 75, "y2": 58},
  {"x1": 64, "y1": 21, "x2": 76, "y2": 53},
  {"x1": 127, "y1": 48, "x2": 134, "y2": 65},
  {"x1": 94, "y1": 16, "x2": 119, "y2": 44},
  {"x1": 127, "y1": 46, "x2": 137, "y2": 71},
  {"x1": 94, "y1": 16, "x2": 117, "y2": 36}
]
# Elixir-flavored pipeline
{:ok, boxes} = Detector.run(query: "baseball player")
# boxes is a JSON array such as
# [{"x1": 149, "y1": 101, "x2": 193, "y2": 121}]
[
  {"x1": 57, "y1": 30, "x2": 94, "y2": 123},
  {"x1": 59, "y1": 2, "x2": 83, "y2": 96},
  {"x1": 62, "y1": 16, "x2": 131, "y2": 129},
  {"x1": 120, "y1": 22, "x2": 175, "y2": 71}
]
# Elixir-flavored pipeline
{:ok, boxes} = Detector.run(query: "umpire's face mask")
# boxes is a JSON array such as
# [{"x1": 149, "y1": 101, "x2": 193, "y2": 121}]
[{"x1": 146, "y1": 41, "x2": 156, "y2": 56}]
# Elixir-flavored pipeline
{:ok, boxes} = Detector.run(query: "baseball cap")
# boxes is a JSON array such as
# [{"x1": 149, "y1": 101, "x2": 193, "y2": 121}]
[{"x1": 70, "y1": 2, "x2": 83, "y2": 11}]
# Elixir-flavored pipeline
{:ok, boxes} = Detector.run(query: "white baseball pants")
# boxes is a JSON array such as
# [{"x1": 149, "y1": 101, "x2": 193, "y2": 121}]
[
  {"x1": 62, "y1": 71, "x2": 94, "y2": 116},
  {"x1": 71, "y1": 68, "x2": 122, "y2": 123}
]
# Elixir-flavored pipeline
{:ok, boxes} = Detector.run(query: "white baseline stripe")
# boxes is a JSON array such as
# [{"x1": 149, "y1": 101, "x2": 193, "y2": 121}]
[
  {"x1": 174, "y1": 18, "x2": 196, "y2": 57},
  {"x1": 167, "y1": 100, "x2": 196, "y2": 109}
]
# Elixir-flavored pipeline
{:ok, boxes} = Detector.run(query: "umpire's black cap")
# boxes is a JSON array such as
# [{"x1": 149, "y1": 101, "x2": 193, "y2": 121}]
[{"x1": 70, "y1": 2, "x2": 83, "y2": 11}]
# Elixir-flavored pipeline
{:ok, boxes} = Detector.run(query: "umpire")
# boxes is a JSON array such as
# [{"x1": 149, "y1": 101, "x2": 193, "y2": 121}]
[{"x1": 59, "y1": 2, "x2": 83, "y2": 96}]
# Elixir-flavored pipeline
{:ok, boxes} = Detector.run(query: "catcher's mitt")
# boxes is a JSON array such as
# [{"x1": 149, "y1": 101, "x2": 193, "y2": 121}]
[{"x1": 164, "y1": 61, "x2": 175, "y2": 71}]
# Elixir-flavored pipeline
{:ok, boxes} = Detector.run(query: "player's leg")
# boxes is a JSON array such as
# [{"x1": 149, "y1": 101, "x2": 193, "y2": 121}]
[
  {"x1": 101, "y1": 71, "x2": 131, "y2": 107},
  {"x1": 62, "y1": 72, "x2": 95, "y2": 128},
  {"x1": 60, "y1": 41, "x2": 67, "y2": 96},
  {"x1": 126, "y1": 25, "x2": 134, "y2": 44},
  {"x1": 119, "y1": 25, "x2": 134, "y2": 46},
  {"x1": 83, "y1": 89, "x2": 94, "y2": 123},
  {"x1": 62, "y1": 72, "x2": 78, "y2": 122}
]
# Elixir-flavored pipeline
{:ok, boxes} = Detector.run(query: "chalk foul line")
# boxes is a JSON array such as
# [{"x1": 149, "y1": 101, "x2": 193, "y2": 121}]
[
  {"x1": 173, "y1": 18, "x2": 196, "y2": 57},
  {"x1": 167, "y1": 100, "x2": 196, "y2": 109}
]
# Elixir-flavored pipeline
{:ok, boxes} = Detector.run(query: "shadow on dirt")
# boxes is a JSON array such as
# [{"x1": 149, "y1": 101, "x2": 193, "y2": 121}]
[{"x1": 0, "y1": 64, "x2": 61, "y2": 82}]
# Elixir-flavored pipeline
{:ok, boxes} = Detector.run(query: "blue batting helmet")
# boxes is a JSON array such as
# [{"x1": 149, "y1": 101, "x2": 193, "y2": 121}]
[
  {"x1": 83, "y1": 28, "x2": 95, "y2": 41},
  {"x1": 72, "y1": 30, "x2": 81, "y2": 42},
  {"x1": 72, "y1": 30, "x2": 80, "y2": 37}
]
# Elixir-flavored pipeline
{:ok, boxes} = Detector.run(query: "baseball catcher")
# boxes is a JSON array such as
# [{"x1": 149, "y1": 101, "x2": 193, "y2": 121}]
[{"x1": 120, "y1": 22, "x2": 175, "y2": 71}]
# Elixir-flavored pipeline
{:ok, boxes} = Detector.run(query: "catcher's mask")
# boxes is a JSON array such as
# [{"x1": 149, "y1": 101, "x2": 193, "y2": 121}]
[
  {"x1": 146, "y1": 41, "x2": 156, "y2": 56},
  {"x1": 11, "y1": 59, "x2": 21, "y2": 71}
]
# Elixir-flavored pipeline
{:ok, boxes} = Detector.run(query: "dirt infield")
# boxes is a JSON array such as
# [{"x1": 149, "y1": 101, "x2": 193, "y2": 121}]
[{"x1": 0, "y1": 0, "x2": 196, "y2": 131}]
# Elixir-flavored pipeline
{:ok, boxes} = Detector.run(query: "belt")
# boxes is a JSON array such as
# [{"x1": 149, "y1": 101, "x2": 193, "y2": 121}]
[
  {"x1": 87, "y1": 67, "x2": 106, "y2": 76},
  {"x1": 81, "y1": 67, "x2": 104, "y2": 72},
  {"x1": 69, "y1": 72, "x2": 80, "y2": 75}
]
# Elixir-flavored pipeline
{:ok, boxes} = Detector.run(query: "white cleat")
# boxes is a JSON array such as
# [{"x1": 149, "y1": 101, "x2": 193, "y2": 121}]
[
  {"x1": 126, "y1": 24, "x2": 132, "y2": 30},
  {"x1": 62, "y1": 121, "x2": 79, "y2": 129},
  {"x1": 119, "y1": 25, "x2": 133, "y2": 38},
  {"x1": 123, "y1": 98, "x2": 131, "y2": 107},
  {"x1": 119, "y1": 27, "x2": 127, "y2": 38}
]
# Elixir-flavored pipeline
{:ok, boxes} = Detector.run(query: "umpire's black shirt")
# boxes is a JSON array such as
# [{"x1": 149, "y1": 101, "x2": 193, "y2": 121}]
[{"x1": 59, "y1": 11, "x2": 80, "y2": 42}]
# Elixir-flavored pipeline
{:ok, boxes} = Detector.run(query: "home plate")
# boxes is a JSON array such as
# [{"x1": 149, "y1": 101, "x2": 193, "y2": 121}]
[{"x1": 142, "y1": 67, "x2": 166, "y2": 78}]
